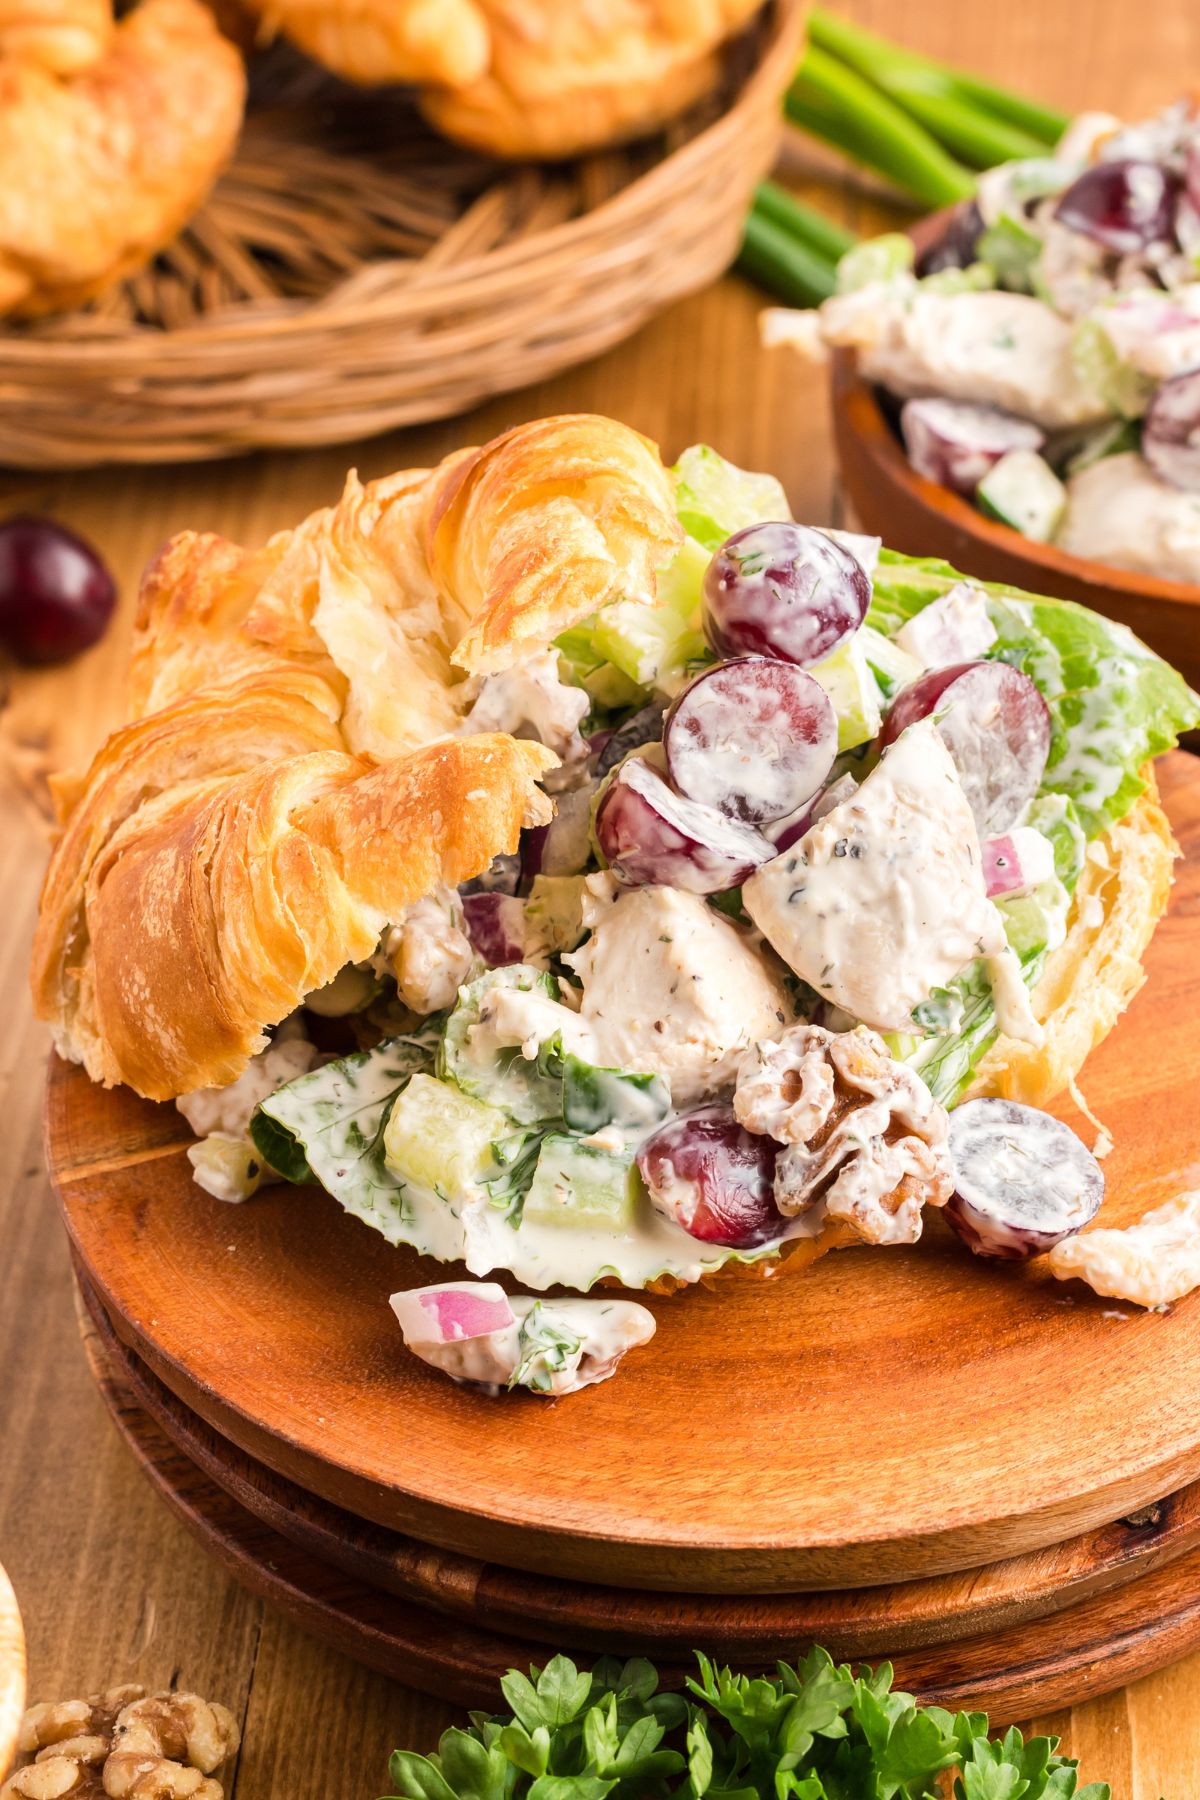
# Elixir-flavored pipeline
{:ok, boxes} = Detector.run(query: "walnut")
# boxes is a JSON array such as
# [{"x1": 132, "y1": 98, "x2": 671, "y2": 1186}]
[
  {"x1": 2, "y1": 1692, "x2": 238, "y2": 1800},
  {"x1": 734, "y1": 1023, "x2": 953, "y2": 1246}
]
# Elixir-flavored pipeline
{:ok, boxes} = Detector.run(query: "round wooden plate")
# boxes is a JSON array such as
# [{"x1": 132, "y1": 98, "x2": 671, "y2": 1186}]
[
  {"x1": 77, "y1": 1289, "x2": 1200, "y2": 1725},
  {"x1": 48, "y1": 752, "x2": 1200, "y2": 1596},
  {"x1": 76, "y1": 1270, "x2": 1200, "y2": 1664},
  {"x1": 827, "y1": 214, "x2": 1200, "y2": 691}
]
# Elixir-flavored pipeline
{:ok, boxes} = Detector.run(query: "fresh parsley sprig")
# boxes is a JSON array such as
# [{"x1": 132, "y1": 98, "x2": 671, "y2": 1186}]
[{"x1": 382, "y1": 1651, "x2": 1114, "y2": 1800}]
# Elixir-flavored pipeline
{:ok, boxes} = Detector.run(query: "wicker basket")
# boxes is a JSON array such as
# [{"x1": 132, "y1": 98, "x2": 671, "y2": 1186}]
[{"x1": 0, "y1": 0, "x2": 803, "y2": 469}]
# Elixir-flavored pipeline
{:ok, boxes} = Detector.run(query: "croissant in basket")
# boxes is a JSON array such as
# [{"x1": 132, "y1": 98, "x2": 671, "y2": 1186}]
[
  {"x1": 240, "y1": 0, "x2": 766, "y2": 158},
  {"x1": 32, "y1": 412, "x2": 1194, "y2": 1301},
  {"x1": 0, "y1": 0, "x2": 109, "y2": 72},
  {"x1": 0, "y1": 0, "x2": 245, "y2": 317}
]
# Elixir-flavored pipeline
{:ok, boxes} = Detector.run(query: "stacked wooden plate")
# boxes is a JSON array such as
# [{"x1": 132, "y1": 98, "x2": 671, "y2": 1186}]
[{"x1": 51, "y1": 751, "x2": 1200, "y2": 1724}]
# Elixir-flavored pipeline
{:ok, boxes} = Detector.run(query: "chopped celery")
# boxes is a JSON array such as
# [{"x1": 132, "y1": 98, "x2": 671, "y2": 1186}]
[
  {"x1": 522, "y1": 1135, "x2": 640, "y2": 1234},
  {"x1": 976, "y1": 217, "x2": 1042, "y2": 293},
  {"x1": 382, "y1": 1073, "x2": 505, "y2": 1198},
  {"x1": 1071, "y1": 317, "x2": 1154, "y2": 419},
  {"x1": 672, "y1": 445, "x2": 791, "y2": 551},
  {"x1": 655, "y1": 533, "x2": 712, "y2": 616},
  {"x1": 836, "y1": 233, "x2": 914, "y2": 293},
  {"x1": 581, "y1": 661, "x2": 644, "y2": 711},
  {"x1": 858, "y1": 622, "x2": 921, "y2": 699},
  {"x1": 591, "y1": 599, "x2": 706, "y2": 690},
  {"x1": 525, "y1": 874, "x2": 589, "y2": 955},
  {"x1": 554, "y1": 620, "x2": 603, "y2": 677},
  {"x1": 809, "y1": 633, "x2": 883, "y2": 750},
  {"x1": 977, "y1": 451, "x2": 1066, "y2": 542},
  {"x1": 921, "y1": 262, "x2": 995, "y2": 296}
]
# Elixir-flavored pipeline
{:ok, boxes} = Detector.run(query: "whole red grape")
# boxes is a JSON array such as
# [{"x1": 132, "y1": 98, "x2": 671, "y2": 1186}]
[{"x1": 0, "y1": 516, "x2": 117, "y2": 666}]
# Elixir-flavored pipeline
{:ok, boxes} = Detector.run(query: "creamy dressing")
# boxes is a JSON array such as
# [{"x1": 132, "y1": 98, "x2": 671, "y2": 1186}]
[
  {"x1": 1059, "y1": 453, "x2": 1200, "y2": 585},
  {"x1": 390, "y1": 1282, "x2": 656, "y2": 1394},
  {"x1": 383, "y1": 885, "x2": 476, "y2": 1014},
  {"x1": 178, "y1": 1020, "x2": 318, "y2": 1202},
  {"x1": 1045, "y1": 1191, "x2": 1200, "y2": 1308},
  {"x1": 742, "y1": 720, "x2": 1042, "y2": 1045},
  {"x1": 895, "y1": 583, "x2": 997, "y2": 670},
  {"x1": 358, "y1": 1151, "x2": 817, "y2": 1292},
  {"x1": 458, "y1": 648, "x2": 589, "y2": 762},
  {"x1": 824, "y1": 287, "x2": 1108, "y2": 430}
]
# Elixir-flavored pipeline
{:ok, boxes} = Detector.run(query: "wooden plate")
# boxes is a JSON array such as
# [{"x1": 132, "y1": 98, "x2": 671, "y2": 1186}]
[
  {"x1": 77, "y1": 1291, "x2": 1200, "y2": 1724},
  {"x1": 48, "y1": 752, "x2": 1200, "y2": 1596},
  {"x1": 77, "y1": 1271, "x2": 1200, "y2": 1664},
  {"x1": 828, "y1": 217, "x2": 1200, "y2": 692}
]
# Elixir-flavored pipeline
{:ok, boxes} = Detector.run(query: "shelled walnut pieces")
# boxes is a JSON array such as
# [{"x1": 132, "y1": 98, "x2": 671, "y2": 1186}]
[
  {"x1": 2, "y1": 1687, "x2": 239, "y2": 1800},
  {"x1": 734, "y1": 1023, "x2": 954, "y2": 1247}
]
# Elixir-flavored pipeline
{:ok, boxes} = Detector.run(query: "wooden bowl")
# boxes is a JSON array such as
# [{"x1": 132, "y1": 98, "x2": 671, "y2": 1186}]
[
  {"x1": 0, "y1": 1562, "x2": 25, "y2": 1784},
  {"x1": 829, "y1": 215, "x2": 1200, "y2": 692},
  {"x1": 0, "y1": 0, "x2": 803, "y2": 469},
  {"x1": 45, "y1": 754, "x2": 1200, "y2": 1604}
]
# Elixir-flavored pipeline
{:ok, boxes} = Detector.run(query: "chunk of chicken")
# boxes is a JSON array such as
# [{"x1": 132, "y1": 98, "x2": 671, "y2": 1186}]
[
  {"x1": 742, "y1": 719, "x2": 1042, "y2": 1046},
  {"x1": 818, "y1": 284, "x2": 1107, "y2": 430},
  {"x1": 565, "y1": 882, "x2": 793, "y2": 1106}
]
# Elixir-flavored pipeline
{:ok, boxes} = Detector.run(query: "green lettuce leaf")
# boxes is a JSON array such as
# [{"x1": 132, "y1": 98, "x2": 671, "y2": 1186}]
[
  {"x1": 868, "y1": 548, "x2": 1200, "y2": 839},
  {"x1": 250, "y1": 1021, "x2": 440, "y2": 1230}
]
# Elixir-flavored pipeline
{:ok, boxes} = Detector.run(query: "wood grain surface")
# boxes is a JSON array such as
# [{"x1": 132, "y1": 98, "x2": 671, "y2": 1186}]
[
  {"x1": 74, "y1": 1296, "x2": 1200, "y2": 1726},
  {"x1": 75, "y1": 1270, "x2": 1200, "y2": 1664},
  {"x1": 5, "y1": 4, "x2": 1200, "y2": 1794},
  {"x1": 45, "y1": 753, "x2": 1200, "y2": 1595}
]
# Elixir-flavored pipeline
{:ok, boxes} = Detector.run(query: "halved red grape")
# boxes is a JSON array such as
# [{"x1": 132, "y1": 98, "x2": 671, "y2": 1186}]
[
  {"x1": 915, "y1": 199, "x2": 984, "y2": 275},
  {"x1": 462, "y1": 892, "x2": 526, "y2": 967},
  {"x1": 637, "y1": 1106, "x2": 784, "y2": 1249},
  {"x1": 0, "y1": 515, "x2": 116, "y2": 666},
  {"x1": 1054, "y1": 159, "x2": 1180, "y2": 254},
  {"x1": 881, "y1": 660, "x2": 1051, "y2": 834},
  {"x1": 664, "y1": 658, "x2": 837, "y2": 826},
  {"x1": 594, "y1": 756, "x2": 771, "y2": 895},
  {"x1": 702, "y1": 522, "x2": 870, "y2": 669},
  {"x1": 1142, "y1": 369, "x2": 1200, "y2": 493},
  {"x1": 945, "y1": 1098, "x2": 1104, "y2": 1260},
  {"x1": 900, "y1": 398, "x2": 1045, "y2": 497},
  {"x1": 1186, "y1": 140, "x2": 1200, "y2": 217}
]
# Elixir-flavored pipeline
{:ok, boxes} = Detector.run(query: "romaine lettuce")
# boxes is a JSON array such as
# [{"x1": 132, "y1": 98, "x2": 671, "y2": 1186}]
[{"x1": 869, "y1": 549, "x2": 1200, "y2": 839}]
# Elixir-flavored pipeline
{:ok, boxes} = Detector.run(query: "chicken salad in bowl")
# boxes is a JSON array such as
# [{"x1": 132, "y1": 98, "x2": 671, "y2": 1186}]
[{"x1": 768, "y1": 98, "x2": 1200, "y2": 586}]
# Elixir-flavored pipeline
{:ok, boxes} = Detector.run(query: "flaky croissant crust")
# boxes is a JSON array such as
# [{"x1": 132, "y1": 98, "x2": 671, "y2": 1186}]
[
  {"x1": 238, "y1": 0, "x2": 764, "y2": 159},
  {"x1": 31, "y1": 413, "x2": 681, "y2": 1098},
  {"x1": 0, "y1": 0, "x2": 246, "y2": 318}
]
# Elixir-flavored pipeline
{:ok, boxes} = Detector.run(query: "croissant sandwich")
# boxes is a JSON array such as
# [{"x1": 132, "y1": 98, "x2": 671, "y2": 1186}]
[
  {"x1": 0, "y1": 0, "x2": 245, "y2": 317},
  {"x1": 238, "y1": 0, "x2": 766, "y2": 159},
  {"x1": 33, "y1": 414, "x2": 1198, "y2": 1310}
]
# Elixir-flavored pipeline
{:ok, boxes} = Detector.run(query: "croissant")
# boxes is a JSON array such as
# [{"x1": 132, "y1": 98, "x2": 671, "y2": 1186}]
[
  {"x1": 420, "y1": 0, "x2": 767, "y2": 159},
  {"x1": 241, "y1": 0, "x2": 490, "y2": 88},
  {"x1": 238, "y1": 0, "x2": 764, "y2": 159},
  {"x1": 31, "y1": 414, "x2": 682, "y2": 1098},
  {"x1": 0, "y1": 0, "x2": 245, "y2": 317},
  {"x1": 0, "y1": 0, "x2": 109, "y2": 71}
]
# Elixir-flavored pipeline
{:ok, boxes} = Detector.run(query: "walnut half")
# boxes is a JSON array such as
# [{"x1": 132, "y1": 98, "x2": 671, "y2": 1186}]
[
  {"x1": 734, "y1": 1023, "x2": 953, "y2": 1246},
  {"x1": 3, "y1": 1690, "x2": 239, "y2": 1800}
]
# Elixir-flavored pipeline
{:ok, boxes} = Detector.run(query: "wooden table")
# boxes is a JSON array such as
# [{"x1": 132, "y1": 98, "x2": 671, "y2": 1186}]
[{"x1": 3, "y1": 4, "x2": 1200, "y2": 1793}]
